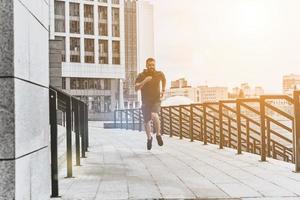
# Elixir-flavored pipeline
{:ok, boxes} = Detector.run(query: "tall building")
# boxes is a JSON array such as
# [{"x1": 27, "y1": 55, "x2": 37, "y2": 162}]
[
  {"x1": 164, "y1": 78, "x2": 199, "y2": 102},
  {"x1": 123, "y1": 0, "x2": 154, "y2": 109},
  {"x1": 171, "y1": 78, "x2": 188, "y2": 88},
  {"x1": 50, "y1": 0, "x2": 125, "y2": 120},
  {"x1": 283, "y1": 74, "x2": 300, "y2": 95}
]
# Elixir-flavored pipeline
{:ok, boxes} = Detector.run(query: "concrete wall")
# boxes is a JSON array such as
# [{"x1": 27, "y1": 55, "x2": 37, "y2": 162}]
[{"x1": 0, "y1": 0, "x2": 50, "y2": 199}]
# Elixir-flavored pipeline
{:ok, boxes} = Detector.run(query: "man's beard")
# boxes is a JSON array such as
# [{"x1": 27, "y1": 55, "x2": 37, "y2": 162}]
[{"x1": 147, "y1": 68, "x2": 155, "y2": 76}]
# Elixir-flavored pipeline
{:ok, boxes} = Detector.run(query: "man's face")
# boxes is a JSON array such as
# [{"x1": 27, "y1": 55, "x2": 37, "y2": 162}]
[{"x1": 146, "y1": 61, "x2": 156, "y2": 72}]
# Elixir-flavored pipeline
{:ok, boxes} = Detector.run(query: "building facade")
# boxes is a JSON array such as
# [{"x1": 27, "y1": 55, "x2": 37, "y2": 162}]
[
  {"x1": 50, "y1": 0, "x2": 125, "y2": 120},
  {"x1": 123, "y1": 0, "x2": 154, "y2": 109},
  {"x1": 171, "y1": 78, "x2": 188, "y2": 89},
  {"x1": 0, "y1": 0, "x2": 51, "y2": 198},
  {"x1": 198, "y1": 86, "x2": 228, "y2": 103},
  {"x1": 283, "y1": 74, "x2": 300, "y2": 95}
]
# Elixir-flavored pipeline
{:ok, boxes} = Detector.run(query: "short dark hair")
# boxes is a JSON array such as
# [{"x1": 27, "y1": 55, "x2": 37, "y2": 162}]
[{"x1": 146, "y1": 57, "x2": 155, "y2": 64}]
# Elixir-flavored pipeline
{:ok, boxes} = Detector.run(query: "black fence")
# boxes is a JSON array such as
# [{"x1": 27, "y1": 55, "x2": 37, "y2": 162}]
[
  {"x1": 114, "y1": 91, "x2": 300, "y2": 173},
  {"x1": 49, "y1": 86, "x2": 89, "y2": 197}
]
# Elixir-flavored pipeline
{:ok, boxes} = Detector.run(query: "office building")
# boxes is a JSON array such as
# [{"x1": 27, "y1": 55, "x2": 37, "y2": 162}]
[{"x1": 50, "y1": 0, "x2": 125, "y2": 120}]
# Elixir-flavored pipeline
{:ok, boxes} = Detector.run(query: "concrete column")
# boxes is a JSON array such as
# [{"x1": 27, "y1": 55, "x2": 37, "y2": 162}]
[
  {"x1": 0, "y1": 1, "x2": 50, "y2": 199},
  {"x1": 65, "y1": 1, "x2": 70, "y2": 63},
  {"x1": 108, "y1": 1, "x2": 112, "y2": 65},
  {"x1": 80, "y1": 2, "x2": 85, "y2": 64},
  {"x1": 94, "y1": 3, "x2": 99, "y2": 64}
]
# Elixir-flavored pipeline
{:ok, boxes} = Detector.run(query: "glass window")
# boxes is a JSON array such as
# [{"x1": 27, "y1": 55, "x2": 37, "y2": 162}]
[
  {"x1": 84, "y1": 4, "x2": 94, "y2": 35},
  {"x1": 112, "y1": 41, "x2": 120, "y2": 64},
  {"x1": 112, "y1": 8, "x2": 120, "y2": 37},
  {"x1": 98, "y1": 6, "x2": 108, "y2": 36},
  {"x1": 99, "y1": 40, "x2": 108, "y2": 64},
  {"x1": 70, "y1": 37, "x2": 80, "y2": 63},
  {"x1": 54, "y1": 1, "x2": 65, "y2": 32},
  {"x1": 84, "y1": 39, "x2": 94, "y2": 63},
  {"x1": 55, "y1": 36, "x2": 66, "y2": 62},
  {"x1": 62, "y1": 77, "x2": 66, "y2": 89},
  {"x1": 112, "y1": 0, "x2": 119, "y2": 4},
  {"x1": 69, "y1": 3, "x2": 80, "y2": 33}
]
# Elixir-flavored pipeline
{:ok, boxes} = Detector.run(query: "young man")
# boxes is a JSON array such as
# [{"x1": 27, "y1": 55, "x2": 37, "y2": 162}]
[{"x1": 135, "y1": 58, "x2": 166, "y2": 150}]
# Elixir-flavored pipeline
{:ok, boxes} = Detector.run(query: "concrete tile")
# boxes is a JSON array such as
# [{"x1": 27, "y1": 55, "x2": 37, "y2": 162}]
[
  {"x1": 0, "y1": 78, "x2": 15, "y2": 159},
  {"x1": 0, "y1": 160, "x2": 15, "y2": 200},
  {"x1": 0, "y1": 0, "x2": 14, "y2": 76},
  {"x1": 15, "y1": 79, "x2": 50, "y2": 158},
  {"x1": 218, "y1": 183, "x2": 262, "y2": 198},
  {"x1": 17, "y1": 0, "x2": 49, "y2": 29},
  {"x1": 14, "y1": 0, "x2": 49, "y2": 87},
  {"x1": 15, "y1": 147, "x2": 50, "y2": 200}
]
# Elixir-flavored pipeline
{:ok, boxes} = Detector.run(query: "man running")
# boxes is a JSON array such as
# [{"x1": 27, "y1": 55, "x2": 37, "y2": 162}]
[{"x1": 135, "y1": 58, "x2": 166, "y2": 150}]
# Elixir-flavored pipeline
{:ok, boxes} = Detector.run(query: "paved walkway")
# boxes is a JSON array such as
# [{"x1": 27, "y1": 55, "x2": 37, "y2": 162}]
[{"x1": 56, "y1": 126, "x2": 300, "y2": 200}]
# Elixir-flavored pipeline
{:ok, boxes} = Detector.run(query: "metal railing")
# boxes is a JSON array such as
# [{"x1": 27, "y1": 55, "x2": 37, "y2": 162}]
[
  {"x1": 49, "y1": 86, "x2": 89, "y2": 197},
  {"x1": 114, "y1": 91, "x2": 300, "y2": 172}
]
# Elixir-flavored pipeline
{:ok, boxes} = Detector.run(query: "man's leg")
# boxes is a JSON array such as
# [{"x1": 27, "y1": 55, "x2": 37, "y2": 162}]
[
  {"x1": 144, "y1": 121, "x2": 152, "y2": 140},
  {"x1": 142, "y1": 104, "x2": 153, "y2": 150},
  {"x1": 152, "y1": 112, "x2": 163, "y2": 146},
  {"x1": 151, "y1": 113, "x2": 161, "y2": 136}
]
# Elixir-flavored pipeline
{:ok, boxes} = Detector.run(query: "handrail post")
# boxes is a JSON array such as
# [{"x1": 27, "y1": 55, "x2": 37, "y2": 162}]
[
  {"x1": 200, "y1": 117, "x2": 204, "y2": 141},
  {"x1": 219, "y1": 103, "x2": 223, "y2": 149},
  {"x1": 169, "y1": 107, "x2": 173, "y2": 137},
  {"x1": 120, "y1": 110, "x2": 123, "y2": 129},
  {"x1": 139, "y1": 109, "x2": 142, "y2": 132},
  {"x1": 84, "y1": 104, "x2": 89, "y2": 150},
  {"x1": 228, "y1": 118, "x2": 232, "y2": 148},
  {"x1": 189, "y1": 105, "x2": 194, "y2": 142},
  {"x1": 203, "y1": 104, "x2": 207, "y2": 145},
  {"x1": 160, "y1": 107, "x2": 164, "y2": 135},
  {"x1": 260, "y1": 96, "x2": 267, "y2": 161},
  {"x1": 125, "y1": 109, "x2": 129, "y2": 130},
  {"x1": 293, "y1": 91, "x2": 300, "y2": 172},
  {"x1": 236, "y1": 99, "x2": 242, "y2": 154},
  {"x1": 74, "y1": 100, "x2": 80, "y2": 166},
  {"x1": 267, "y1": 119, "x2": 271, "y2": 157},
  {"x1": 80, "y1": 103, "x2": 86, "y2": 158},
  {"x1": 132, "y1": 109, "x2": 135, "y2": 130},
  {"x1": 179, "y1": 106, "x2": 183, "y2": 139},
  {"x1": 66, "y1": 96, "x2": 73, "y2": 177},
  {"x1": 213, "y1": 118, "x2": 217, "y2": 144},
  {"x1": 49, "y1": 90, "x2": 59, "y2": 197},
  {"x1": 246, "y1": 120, "x2": 250, "y2": 152},
  {"x1": 114, "y1": 110, "x2": 117, "y2": 128}
]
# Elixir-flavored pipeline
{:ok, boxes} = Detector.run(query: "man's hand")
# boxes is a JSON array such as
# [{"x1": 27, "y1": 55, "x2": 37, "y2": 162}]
[
  {"x1": 160, "y1": 90, "x2": 165, "y2": 99},
  {"x1": 135, "y1": 76, "x2": 152, "y2": 91},
  {"x1": 144, "y1": 76, "x2": 152, "y2": 83}
]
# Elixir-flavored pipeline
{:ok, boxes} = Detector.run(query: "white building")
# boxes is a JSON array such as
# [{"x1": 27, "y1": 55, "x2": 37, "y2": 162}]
[
  {"x1": 198, "y1": 86, "x2": 228, "y2": 103},
  {"x1": 165, "y1": 87, "x2": 199, "y2": 102},
  {"x1": 123, "y1": 0, "x2": 154, "y2": 109},
  {"x1": 283, "y1": 74, "x2": 300, "y2": 95},
  {"x1": 50, "y1": 0, "x2": 125, "y2": 120}
]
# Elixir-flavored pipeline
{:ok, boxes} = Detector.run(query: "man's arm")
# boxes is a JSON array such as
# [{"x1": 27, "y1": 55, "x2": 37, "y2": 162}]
[
  {"x1": 160, "y1": 72, "x2": 166, "y2": 98},
  {"x1": 135, "y1": 75, "x2": 152, "y2": 91}
]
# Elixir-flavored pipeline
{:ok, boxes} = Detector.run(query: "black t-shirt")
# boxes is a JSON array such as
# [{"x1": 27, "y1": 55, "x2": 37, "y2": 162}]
[{"x1": 135, "y1": 69, "x2": 166, "y2": 104}]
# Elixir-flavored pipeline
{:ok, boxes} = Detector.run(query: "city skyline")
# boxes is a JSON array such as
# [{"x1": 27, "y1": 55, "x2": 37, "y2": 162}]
[{"x1": 148, "y1": 0, "x2": 300, "y2": 93}]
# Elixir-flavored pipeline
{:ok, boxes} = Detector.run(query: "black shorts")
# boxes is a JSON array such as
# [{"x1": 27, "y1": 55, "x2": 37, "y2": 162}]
[{"x1": 141, "y1": 102, "x2": 161, "y2": 123}]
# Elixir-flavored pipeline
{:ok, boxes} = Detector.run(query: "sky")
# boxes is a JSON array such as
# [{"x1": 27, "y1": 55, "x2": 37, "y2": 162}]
[{"x1": 148, "y1": 0, "x2": 300, "y2": 93}]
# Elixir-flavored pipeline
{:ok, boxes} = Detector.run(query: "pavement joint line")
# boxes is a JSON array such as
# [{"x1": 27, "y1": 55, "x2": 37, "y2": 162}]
[
  {"x1": 56, "y1": 128, "x2": 300, "y2": 200},
  {"x1": 111, "y1": 134, "x2": 164, "y2": 199},
  {"x1": 163, "y1": 134, "x2": 299, "y2": 198}
]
